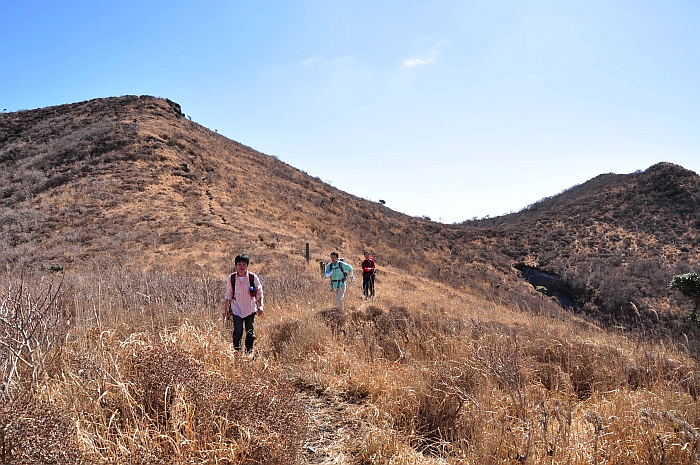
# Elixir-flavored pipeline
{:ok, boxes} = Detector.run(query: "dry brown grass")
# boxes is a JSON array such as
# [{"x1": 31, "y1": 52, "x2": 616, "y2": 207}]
[
  {"x1": 3, "y1": 95, "x2": 700, "y2": 465},
  {"x1": 0, "y1": 255, "x2": 698, "y2": 463},
  {"x1": 260, "y1": 261, "x2": 700, "y2": 463},
  {"x1": 4, "y1": 96, "x2": 699, "y2": 362},
  {"x1": 1, "y1": 96, "x2": 700, "y2": 462}
]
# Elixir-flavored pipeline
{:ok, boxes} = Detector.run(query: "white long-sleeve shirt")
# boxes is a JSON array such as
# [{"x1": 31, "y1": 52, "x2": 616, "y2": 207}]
[{"x1": 224, "y1": 272, "x2": 264, "y2": 318}]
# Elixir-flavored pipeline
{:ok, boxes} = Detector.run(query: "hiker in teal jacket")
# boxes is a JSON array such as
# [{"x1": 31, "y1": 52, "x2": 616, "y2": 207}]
[{"x1": 324, "y1": 252, "x2": 355, "y2": 310}]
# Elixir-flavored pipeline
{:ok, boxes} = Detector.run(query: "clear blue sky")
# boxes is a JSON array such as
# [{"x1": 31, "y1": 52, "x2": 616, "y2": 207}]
[{"x1": 2, "y1": 1, "x2": 699, "y2": 223}]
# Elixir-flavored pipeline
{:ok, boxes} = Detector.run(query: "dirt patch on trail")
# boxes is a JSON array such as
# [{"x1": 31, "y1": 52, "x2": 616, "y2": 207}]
[{"x1": 300, "y1": 390, "x2": 367, "y2": 464}]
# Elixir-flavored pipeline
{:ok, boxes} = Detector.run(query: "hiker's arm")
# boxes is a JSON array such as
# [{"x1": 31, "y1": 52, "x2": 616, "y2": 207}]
[{"x1": 223, "y1": 276, "x2": 233, "y2": 320}]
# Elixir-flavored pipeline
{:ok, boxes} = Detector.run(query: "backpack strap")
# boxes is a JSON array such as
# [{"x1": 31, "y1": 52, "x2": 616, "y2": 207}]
[
  {"x1": 249, "y1": 272, "x2": 257, "y2": 297},
  {"x1": 330, "y1": 262, "x2": 347, "y2": 283},
  {"x1": 231, "y1": 272, "x2": 257, "y2": 300}
]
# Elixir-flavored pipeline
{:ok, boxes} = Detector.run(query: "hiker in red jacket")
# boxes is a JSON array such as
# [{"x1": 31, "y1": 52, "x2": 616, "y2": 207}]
[
  {"x1": 224, "y1": 254, "x2": 264, "y2": 354},
  {"x1": 361, "y1": 251, "x2": 376, "y2": 300}
]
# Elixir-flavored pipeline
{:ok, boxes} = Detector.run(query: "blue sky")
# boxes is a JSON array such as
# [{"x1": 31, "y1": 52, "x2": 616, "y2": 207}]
[{"x1": 2, "y1": 1, "x2": 699, "y2": 223}]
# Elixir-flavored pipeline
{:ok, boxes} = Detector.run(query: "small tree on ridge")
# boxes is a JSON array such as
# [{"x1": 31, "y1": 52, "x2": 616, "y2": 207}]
[{"x1": 669, "y1": 272, "x2": 700, "y2": 322}]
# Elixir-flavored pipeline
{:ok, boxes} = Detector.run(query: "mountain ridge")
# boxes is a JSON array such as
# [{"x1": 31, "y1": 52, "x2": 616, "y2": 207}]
[{"x1": 2, "y1": 95, "x2": 699, "y2": 354}]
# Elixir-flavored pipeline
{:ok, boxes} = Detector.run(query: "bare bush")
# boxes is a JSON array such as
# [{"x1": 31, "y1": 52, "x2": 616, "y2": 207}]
[{"x1": 0, "y1": 272, "x2": 70, "y2": 398}]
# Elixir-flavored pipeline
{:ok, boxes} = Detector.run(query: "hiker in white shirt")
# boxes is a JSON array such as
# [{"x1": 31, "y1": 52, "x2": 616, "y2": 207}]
[{"x1": 224, "y1": 254, "x2": 264, "y2": 354}]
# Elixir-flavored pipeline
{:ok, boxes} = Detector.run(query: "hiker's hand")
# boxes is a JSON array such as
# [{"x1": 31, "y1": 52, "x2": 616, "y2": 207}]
[{"x1": 257, "y1": 308, "x2": 264, "y2": 316}]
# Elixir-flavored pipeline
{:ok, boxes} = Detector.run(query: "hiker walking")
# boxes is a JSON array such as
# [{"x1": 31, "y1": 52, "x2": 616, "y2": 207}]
[
  {"x1": 361, "y1": 251, "x2": 376, "y2": 300},
  {"x1": 224, "y1": 254, "x2": 264, "y2": 354},
  {"x1": 324, "y1": 252, "x2": 354, "y2": 310}
]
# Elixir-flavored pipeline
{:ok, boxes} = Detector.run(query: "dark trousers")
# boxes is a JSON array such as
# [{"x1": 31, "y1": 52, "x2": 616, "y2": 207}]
[
  {"x1": 363, "y1": 274, "x2": 375, "y2": 298},
  {"x1": 232, "y1": 313, "x2": 256, "y2": 353}
]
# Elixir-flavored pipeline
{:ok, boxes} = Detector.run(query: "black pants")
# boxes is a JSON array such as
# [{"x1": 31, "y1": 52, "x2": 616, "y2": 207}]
[
  {"x1": 363, "y1": 274, "x2": 375, "y2": 298},
  {"x1": 232, "y1": 313, "x2": 256, "y2": 353}
]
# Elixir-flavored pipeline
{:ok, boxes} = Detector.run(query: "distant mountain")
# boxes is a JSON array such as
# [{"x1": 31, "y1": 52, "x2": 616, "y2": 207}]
[{"x1": 2, "y1": 96, "x2": 699, "y2": 353}]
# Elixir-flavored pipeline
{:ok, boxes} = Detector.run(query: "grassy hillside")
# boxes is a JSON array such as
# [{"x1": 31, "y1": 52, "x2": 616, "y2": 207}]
[
  {"x1": 0, "y1": 96, "x2": 459, "y2": 273},
  {"x1": 460, "y1": 163, "x2": 700, "y2": 349},
  {"x1": 0, "y1": 97, "x2": 699, "y2": 463}
]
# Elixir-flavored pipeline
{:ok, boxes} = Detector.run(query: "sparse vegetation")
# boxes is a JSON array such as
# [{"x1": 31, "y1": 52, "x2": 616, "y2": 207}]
[
  {"x1": 1, "y1": 96, "x2": 699, "y2": 462},
  {"x1": 0, "y1": 263, "x2": 697, "y2": 463},
  {"x1": 461, "y1": 163, "x2": 700, "y2": 355}
]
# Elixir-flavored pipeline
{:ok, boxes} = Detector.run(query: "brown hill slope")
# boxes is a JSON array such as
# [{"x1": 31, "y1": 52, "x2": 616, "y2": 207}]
[
  {"x1": 2, "y1": 97, "x2": 700, "y2": 463},
  {"x1": 0, "y1": 96, "x2": 457, "y2": 273},
  {"x1": 461, "y1": 163, "x2": 700, "y2": 334},
  {"x1": 0, "y1": 96, "x2": 513, "y2": 311},
  {"x1": 2, "y1": 96, "x2": 699, "y2": 354}
]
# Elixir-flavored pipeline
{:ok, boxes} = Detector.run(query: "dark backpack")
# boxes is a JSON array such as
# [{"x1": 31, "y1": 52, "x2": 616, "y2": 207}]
[
  {"x1": 230, "y1": 272, "x2": 257, "y2": 300},
  {"x1": 333, "y1": 261, "x2": 348, "y2": 282}
]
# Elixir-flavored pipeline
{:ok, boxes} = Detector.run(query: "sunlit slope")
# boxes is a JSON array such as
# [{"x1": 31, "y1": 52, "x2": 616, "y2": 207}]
[
  {"x1": 0, "y1": 96, "x2": 469, "y2": 276},
  {"x1": 2, "y1": 95, "x2": 699, "y2": 355}
]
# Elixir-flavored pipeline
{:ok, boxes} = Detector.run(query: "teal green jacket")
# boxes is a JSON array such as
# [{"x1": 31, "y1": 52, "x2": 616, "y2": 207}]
[{"x1": 325, "y1": 261, "x2": 353, "y2": 289}]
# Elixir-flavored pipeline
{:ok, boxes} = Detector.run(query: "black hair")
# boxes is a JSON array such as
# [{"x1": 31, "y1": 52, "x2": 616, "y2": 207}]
[
  {"x1": 330, "y1": 251, "x2": 339, "y2": 257},
  {"x1": 234, "y1": 254, "x2": 250, "y2": 265}
]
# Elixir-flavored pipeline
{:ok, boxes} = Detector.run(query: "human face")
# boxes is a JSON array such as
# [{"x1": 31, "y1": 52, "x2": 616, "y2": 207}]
[
  {"x1": 235, "y1": 261, "x2": 248, "y2": 276},
  {"x1": 330, "y1": 254, "x2": 338, "y2": 264},
  {"x1": 364, "y1": 252, "x2": 370, "y2": 259}
]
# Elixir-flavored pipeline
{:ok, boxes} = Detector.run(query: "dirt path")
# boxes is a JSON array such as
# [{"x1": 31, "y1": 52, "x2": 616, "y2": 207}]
[{"x1": 299, "y1": 390, "x2": 367, "y2": 464}]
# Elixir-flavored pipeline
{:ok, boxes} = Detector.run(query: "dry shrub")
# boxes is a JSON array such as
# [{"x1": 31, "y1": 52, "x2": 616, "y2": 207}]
[
  {"x1": 345, "y1": 304, "x2": 467, "y2": 363},
  {"x1": 565, "y1": 342, "x2": 625, "y2": 398},
  {"x1": 266, "y1": 317, "x2": 328, "y2": 361},
  {"x1": 352, "y1": 427, "x2": 446, "y2": 465},
  {"x1": 64, "y1": 265, "x2": 220, "y2": 334},
  {"x1": 317, "y1": 307, "x2": 346, "y2": 335},
  {"x1": 377, "y1": 361, "x2": 479, "y2": 458},
  {"x1": 0, "y1": 272, "x2": 71, "y2": 398},
  {"x1": 0, "y1": 399, "x2": 86, "y2": 464},
  {"x1": 535, "y1": 361, "x2": 574, "y2": 394},
  {"x1": 354, "y1": 433, "x2": 403, "y2": 465},
  {"x1": 126, "y1": 343, "x2": 309, "y2": 464},
  {"x1": 258, "y1": 264, "x2": 325, "y2": 309},
  {"x1": 376, "y1": 306, "x2": 412, "y2": 337},
  {"x1": 415, "y1": 365, "x2": 470, "y2": 446},
  {"x1": 634, "y1": 350, "x2": 700, "y2": 399},
  {"x1": 573, "y1": 391, "x2": 700, "y2": 465},
  {"x1": 267, "y1": 319, "x2": 303, "y2": 357},
  {"x1": 525, "y1": 336, "x2": 625, "y2": 398},
  {"x1": 637, "y1": 408, "x2": 700, "y2": 464},
  {"x1": 344, "y1": 377, "x2": 373, "y2": 403}
]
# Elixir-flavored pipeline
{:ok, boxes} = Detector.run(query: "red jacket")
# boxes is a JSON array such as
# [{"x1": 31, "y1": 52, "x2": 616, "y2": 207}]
[{"x1": 362, "y1": 258, "x2": 376, "y2": 278}]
